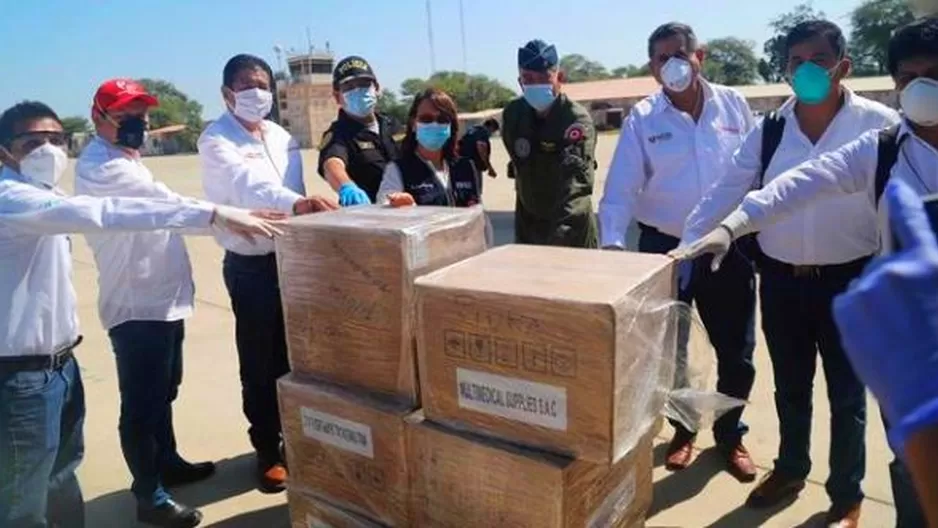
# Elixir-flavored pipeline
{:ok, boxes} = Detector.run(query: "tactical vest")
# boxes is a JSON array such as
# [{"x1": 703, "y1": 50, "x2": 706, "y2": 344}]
[{"x1": 397, "y1": 152, "x2": 480, "y2": 207}]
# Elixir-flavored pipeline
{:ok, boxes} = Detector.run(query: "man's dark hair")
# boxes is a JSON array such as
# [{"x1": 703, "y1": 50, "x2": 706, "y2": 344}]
[
  {"x1": 222, "y1": 54, "x2": 273, "y2": 88},
  {"x1": 648, "y1": 22, "x2": 697, "y2": 58},
  {"x1": 888, "y1": 16, "x2": 938, "y2": 76},
  {"x1": 0, "y1": 101, "x2": 61, "y2": 148},
  {"x1": 483, "y1": 118, "x2": 500, "y2": 132},
  {"x1": 785, "y1": 20, "x2": 847, "y2": 60}
]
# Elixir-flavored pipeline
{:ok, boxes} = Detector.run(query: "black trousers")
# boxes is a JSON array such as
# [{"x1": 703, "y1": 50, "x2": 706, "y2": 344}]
[
  {"x1": 222, "y1": 252, "x2": 290, "y2": 464},
  {"x1": 638, "y1": 223, "x2": 757, "y2": 445}
]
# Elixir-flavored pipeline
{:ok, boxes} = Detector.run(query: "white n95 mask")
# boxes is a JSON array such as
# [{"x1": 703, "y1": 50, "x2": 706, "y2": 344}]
[
  {"x1": 233, "y1": 88, "x2": 274, "y2": 123},
  {"x1": 20, "y1": 143, "x2": 68, "y2": 188},
  {"x1": 661, "y1": 57, "x2": 694, "y2": 93},
  {"x1": 900, "y1": 77, "x2": 938, "y2": 127}
]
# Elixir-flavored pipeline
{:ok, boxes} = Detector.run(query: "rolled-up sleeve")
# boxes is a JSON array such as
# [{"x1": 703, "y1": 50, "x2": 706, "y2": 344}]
[
  {"x1": 598, "y1": 113, "x2": 646, "y2": 248},
  {"x1": 376, "y1": 162, "x2": 404, "y2": 205}
]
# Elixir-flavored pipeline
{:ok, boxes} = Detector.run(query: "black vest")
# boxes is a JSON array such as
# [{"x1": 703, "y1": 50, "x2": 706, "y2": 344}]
[{"x1": 397, "y1": 152, "x2": 480, "y2": 207}]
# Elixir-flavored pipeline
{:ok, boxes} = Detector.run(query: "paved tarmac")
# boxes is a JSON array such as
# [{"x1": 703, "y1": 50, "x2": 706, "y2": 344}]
[{"x1": 64, "y1": 134, "x2": 897, "y2": 527}]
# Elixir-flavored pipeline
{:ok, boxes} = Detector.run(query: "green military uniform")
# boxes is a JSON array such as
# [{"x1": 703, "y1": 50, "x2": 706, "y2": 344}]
[{"x1": 502, "y1": 93, "x2": 598, "y2": 248}]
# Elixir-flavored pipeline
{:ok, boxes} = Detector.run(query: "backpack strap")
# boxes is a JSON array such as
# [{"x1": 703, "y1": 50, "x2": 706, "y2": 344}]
[
  {"x1": 759, "y1": 111, "x2": 786, "y2": 188},
  {"x1": 874, "y1": 124, "x2": 904, "y2": 205}
]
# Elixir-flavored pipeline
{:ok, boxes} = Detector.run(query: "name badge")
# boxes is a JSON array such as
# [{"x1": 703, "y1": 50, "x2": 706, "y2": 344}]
[{"x1": 356, "y1": 140, "x2": 374, "y2": 150}]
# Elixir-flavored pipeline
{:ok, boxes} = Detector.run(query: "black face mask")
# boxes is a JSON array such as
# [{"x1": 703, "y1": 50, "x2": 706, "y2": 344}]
[{"x1": 116, "y1": 116, "x2": 147, "y2": 150}]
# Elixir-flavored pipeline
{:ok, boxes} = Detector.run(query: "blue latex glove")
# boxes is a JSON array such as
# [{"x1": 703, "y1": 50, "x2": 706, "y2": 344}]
[
  {"x1": 833, "y1": 179, "x2": 938, "y2": 453},
  {"x1": 338, "y1": 182, "x2": 371, "y2": 207}
]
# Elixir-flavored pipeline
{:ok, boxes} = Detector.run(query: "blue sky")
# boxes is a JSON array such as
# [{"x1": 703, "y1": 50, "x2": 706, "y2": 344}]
[{"x1": 0, "y1": 0, "x2": 861, "y2": 119}]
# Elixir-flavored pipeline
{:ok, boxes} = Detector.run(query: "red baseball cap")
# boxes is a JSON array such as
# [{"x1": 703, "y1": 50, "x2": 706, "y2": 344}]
[{"x1": 93, "y1": 79, "x2": 159, "y2": 112}]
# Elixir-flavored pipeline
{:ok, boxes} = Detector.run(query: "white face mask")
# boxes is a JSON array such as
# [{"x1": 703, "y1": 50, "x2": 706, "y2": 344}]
[
  {"x1": 661, "y1": 57, "x2": 694, "y2": 93},
  {"x1": 232, "y1": 88, "x2": 273, "y2": 123},
  {"x1": 900, "y1": 77, "x2": 938, "y2": 127},
  {"x1": 19, "y1": 143, "x2": 68, "y2": 188}
]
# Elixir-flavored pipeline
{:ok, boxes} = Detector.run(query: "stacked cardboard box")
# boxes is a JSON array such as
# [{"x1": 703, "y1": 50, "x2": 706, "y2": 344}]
[{"x1": 276, "y1": 206, "x2": 488, "y2": 527}]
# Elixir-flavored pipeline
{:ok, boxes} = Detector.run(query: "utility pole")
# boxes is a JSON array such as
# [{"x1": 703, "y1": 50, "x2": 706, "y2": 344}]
[
  {"x1": 458, "y1": 0, "x2": 468, "y2": 72},
  {"x1": 426, "y1": 0, "x2": 437, "y2": 74}
]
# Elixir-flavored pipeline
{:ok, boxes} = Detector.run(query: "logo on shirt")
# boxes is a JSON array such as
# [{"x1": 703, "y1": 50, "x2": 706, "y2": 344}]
[
  {"x1": 648, "y1": 132, "x2": 673, "y2": 144},
  {"x1": 455, "y1": 181, "x2": 473, "y2": 190},
  {"x1": 717, "y1": 125, "x2": 741, "y2": 134},
  {"x1": 356, "y1": 140, "x2": 374, "y2": 150},
  {"x1": 413, "y1": 182, "x2": 435, "y2": 191},
  {"x1": 514, "y1": 138, "x2": 531, "y2": 159}
]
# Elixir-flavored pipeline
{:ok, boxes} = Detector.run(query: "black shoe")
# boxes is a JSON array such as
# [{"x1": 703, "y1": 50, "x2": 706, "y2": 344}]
[
  {"x1": 137, "y1": 499, "x2": 203, "y2": 527},
  {"x1": 161, "y1": 461, "x2": 216, "y2": 488}
]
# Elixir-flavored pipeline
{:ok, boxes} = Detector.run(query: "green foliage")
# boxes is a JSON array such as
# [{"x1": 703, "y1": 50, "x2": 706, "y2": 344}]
[
  {"x1": 136, "y1": 78, "x2": 205, "y2": 152},
  {"x1": 376, "y1": 90, "x2": 408, "y2": 131},
  {"x1": 850, "y1": 0, "x2": 914, "y2": 75},
  {"x1": 703, "y1": 37, "x2": 760, "y2": 85},
  {"x1": 399, "y1": 71, "x2": 516, "y2": 113},
  {"x1": 60, "y1": 116, "x2": 90, "y2": 136},
  {"x1": 761, "y1": 3, "x2": 826, "y2": 82},
  {"x1": 560, "y1": 54, "x2": 615, "y2": 82},
  {"x1": 611, "y1": 64, "x2": 651, "y2": 78}
]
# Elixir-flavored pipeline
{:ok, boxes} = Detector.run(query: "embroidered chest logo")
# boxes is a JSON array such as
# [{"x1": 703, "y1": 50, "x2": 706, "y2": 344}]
[{"x1": 648, "y1": 132, "x2": 673, "y2": 144}]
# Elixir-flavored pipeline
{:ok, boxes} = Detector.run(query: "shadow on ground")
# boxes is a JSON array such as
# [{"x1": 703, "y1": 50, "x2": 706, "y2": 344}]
[{"x1": 208, "y1": 504, "x2": 289, "y2": 527}]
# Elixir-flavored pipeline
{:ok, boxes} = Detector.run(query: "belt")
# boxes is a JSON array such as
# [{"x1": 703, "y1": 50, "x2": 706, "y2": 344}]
[
  {"x1": 759, "y1": 255, "x2": 871, "y2": 279},
  {"x1": 0, "y1": 336, "x2": 82, "y2": 372}
]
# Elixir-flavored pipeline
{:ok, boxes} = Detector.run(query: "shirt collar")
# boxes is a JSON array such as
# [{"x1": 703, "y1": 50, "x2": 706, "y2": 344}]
[
  {"x1": 92, "y1": 134, "x2": 139, "y2": 159},
  {"x1": 223, "y1": 111, "x2": 267, "y2": 142},
  {"x1": 651, "y1": 77, "x2": 714, "y2": 116},
  {"x1": 0, "y1": 165, "x2": 25, "y2": 183},
  {"x1": 898, "y1": 118, "x2": 938, "y2": 156}
]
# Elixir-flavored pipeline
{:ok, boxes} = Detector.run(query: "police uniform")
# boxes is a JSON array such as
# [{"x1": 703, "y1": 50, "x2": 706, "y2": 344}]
[
  {"x1": 317, "y1": 56, "x2": 400, "y2": 203},
  {"x1": 502, "y1": 41, "x2": 598, "y2": 248}
]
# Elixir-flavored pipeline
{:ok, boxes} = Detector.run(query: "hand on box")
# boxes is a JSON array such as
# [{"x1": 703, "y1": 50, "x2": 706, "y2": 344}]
[
  {"x1": 388, "y1": 192, "x2": 416, "y2": 208},
  {"x1": 294, "y1": 195, "x2": 340, "y2": 215}
]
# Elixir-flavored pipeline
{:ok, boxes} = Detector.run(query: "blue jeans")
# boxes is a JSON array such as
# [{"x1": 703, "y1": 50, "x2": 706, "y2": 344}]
[
  {"x1": 109, "y1": 320, "x2": 188, "y2": 507},
  {"x1": 0, "y1": 356, "x2": 85, "y2": 528},
  {"x1": 760, "y1": 259, "x2": 867, "y2": 507}
]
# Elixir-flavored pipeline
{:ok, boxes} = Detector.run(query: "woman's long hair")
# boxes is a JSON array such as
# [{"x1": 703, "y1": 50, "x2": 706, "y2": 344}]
[{"x1": 401, "y1": 88, "x2": 460, "y2": 162}]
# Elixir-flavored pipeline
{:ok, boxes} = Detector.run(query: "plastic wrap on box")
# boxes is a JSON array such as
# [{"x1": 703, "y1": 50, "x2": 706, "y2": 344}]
[
  {"x1": 288, "y1": 490, "x2": 388, "y2": 528},
  {"x1": 276, "y1": 205, "x2": 487, "y2": 404},
  {"x1": 406, "y1": 412, "x2": 653, "y2": 528},
  {"x1": 278, "y1": 374, "x2": 413, "y2": 526}
]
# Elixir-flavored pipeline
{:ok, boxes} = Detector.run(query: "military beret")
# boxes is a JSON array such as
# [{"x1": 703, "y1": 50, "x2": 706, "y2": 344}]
[{"x1": 518, "y1": 39, "x2": 558, "y2": 72}]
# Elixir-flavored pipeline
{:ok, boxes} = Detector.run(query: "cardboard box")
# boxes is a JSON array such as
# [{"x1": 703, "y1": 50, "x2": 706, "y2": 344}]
[
  {"x1": 288, "y1": 491, "x2": 387, "y2": 528},
  {"x1": 278, "y1": 374, "x2": 412, "y2": 526},
  {"x1": 416, "y1": 245, "x2": 676, "y2": 463},
  {"x1": 407, "y1": 413, "x2": 654, "y2": 528},
  {"x1": 277, "y1": 205, "x2": 486, "y2": 404}
]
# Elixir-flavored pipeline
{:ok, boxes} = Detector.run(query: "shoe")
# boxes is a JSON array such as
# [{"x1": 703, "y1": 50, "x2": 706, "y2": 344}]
[
  {"x1": 746, "y1": 471, "x2": 807, "y2": 508},
  {"x1": 719, "y1": 442, "x2": 757, "y2": 483},
  {"x1": 257, "y1": 460, "x2": 288, "y2": 494},
  {"x1": 137, "y1": 499, "x2": 203, "y2": 527},
  {"x1": 665, "y1": 431, "x2": 696, "y2": 471},
  {"x1": 161, "y1": 461, "x2": 216, "y2": 488},
  {"x1": 825, "y1": 502, "x2": 861, "y2": 528}
]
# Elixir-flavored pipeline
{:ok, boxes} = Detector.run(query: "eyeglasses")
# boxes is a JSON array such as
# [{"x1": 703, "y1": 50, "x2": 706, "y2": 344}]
[
  {"x1": 416, "y1": 114, "x2": 451, "y2": 125},
  {"x1": 13, "y1": 131, "x2": 68, "y2": 151}
]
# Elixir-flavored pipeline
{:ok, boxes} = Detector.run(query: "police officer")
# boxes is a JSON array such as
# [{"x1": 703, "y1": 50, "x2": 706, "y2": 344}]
[
  {"x1": 501, "y1": 39, "x2": 598, "y2": 248},
  {"x1": 318, "y1": 56, "x2": 400, "y2": 206},
  {"x1": 458, "y1": 117, "x2": 500, "y2": 191}
]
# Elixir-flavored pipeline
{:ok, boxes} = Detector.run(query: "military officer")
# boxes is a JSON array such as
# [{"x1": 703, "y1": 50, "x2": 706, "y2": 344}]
[{"x1": 501, "y1": 39, "x2": 598, "y2": 248}]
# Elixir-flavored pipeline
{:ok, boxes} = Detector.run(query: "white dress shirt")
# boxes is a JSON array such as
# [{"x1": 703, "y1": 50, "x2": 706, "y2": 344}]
[
  {"x1": 599, "y1": 80, "x2": 755, "y2": 246},
  {"x1": 684, "y1": 90, "x2": 899, "y2": 265},
  {"x1": 75, "y1": 137, "x2": 209, "y2": 330},
  {"x1": 0, "y1": 166, "x2": 215, "y2": 358},
  {"x1": 376, "y1": 159, "x2": 450, "y2": 205},
  {"x1": 723, "y1": 120, "x2": 938, "y2": 249},
  {"x1": 199, "y1": 112, "x2": 306, "y2": 255}
]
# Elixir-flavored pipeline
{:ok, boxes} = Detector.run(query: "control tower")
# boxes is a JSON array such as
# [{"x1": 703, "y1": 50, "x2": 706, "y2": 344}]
[{"x1": 277, "y1": 48, "x2": 339, "y2": 148}]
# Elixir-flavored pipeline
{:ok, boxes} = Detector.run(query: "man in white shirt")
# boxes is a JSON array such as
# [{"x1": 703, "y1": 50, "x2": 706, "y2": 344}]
[
  {"x1": 199, "y1": 53, "x2": 338, "y2": 493},
  {"x1": 0, "y1": 101, "x2": 281, "y2": 528},
  {"x1": 598, "y1": 22, "x2": 758, "y2": 481},
  {"x1": 681, "y1": 21, "x2": 898, "y2": 527},
  {"x1": 75, "y1": 79, "x2": 217, "y2": 528},
  {"x1": 674, "y1": 16, "x2": 938, "y2": 528}
]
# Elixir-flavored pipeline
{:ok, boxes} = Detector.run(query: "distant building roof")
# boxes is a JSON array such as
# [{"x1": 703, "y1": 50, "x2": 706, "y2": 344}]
[
  {"x1": 149, "y1": 124, "x2": 186, "y2": 136},
  {"x1": 457, "y1": 108, "x2": 502, "y2": 121}
]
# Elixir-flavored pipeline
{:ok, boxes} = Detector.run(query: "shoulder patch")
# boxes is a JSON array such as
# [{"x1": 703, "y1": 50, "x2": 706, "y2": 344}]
[
  {"x1": 318, "y1": 131, "x2": 333, "y2": 151},
  {"x1": 564, "y1": 123, "x2": 587, "y2": 143}
]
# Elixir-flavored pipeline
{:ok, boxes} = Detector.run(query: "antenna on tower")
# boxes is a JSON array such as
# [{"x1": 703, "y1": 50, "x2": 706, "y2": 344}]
[
  {"x1": 458, "y1": 0, "x2": 468, "y2": 72},
  {"x1": 426, "y1": 0, "x2": 437, "y2": 74}
]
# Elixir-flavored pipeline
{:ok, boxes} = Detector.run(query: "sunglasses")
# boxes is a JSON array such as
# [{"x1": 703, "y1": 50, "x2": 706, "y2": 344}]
[
  {"x1": 416, "y1": 114, "x2": 451, "y2": 125},
  {"x1": 13, "y1": 131, "x2": 68, "y2": 151}
]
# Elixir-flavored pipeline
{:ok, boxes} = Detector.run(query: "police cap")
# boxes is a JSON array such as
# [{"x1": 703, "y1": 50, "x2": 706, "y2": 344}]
[
  {"x1": 518, "y1": 39, "x2": 558, "y2": 72},
  {"x1": 333, "y1": 55, "x2": 377, "y2": 89}
]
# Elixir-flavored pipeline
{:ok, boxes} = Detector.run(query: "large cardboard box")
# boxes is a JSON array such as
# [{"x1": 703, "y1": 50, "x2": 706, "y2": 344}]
[
  {"x1": 407, "y1": 412, "x2": 654, "y2": 528},
  {"x1": 288, "y1": 491, "x2": 387, "y2": 528},
  {"x1": 416, "y1": 245, "x2": 675, "y2": 463},
  {"x1": 277, "y1": 206, "x2": 486, "y2": 404},
  {"x1": 279, "y1": 374, "x2": 412, "y2": 526}
]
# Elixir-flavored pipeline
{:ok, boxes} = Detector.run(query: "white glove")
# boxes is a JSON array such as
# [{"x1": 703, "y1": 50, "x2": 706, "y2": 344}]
[
  {"x1": 668, "y1": 226, "x2": 733, "y2": 271},
  {"x1": 211, "y1": 206, "x2": 285, "y2": 243}
]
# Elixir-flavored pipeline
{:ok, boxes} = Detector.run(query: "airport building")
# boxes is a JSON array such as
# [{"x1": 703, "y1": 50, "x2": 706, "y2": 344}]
[{"x1": 277, "y1": 50, "x2": 339, "y2": 148}]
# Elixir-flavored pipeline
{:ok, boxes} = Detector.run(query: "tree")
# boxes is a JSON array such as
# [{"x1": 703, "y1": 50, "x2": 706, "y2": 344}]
[
  {"x1": 703, "y1": 38, "x2": 760, "y2": 85},
  {"x1": 61, "y1": 116, "x2": 90, "y2": 136},
  {"x1": 377, "y1": 90, "x2": 408, "y2": 130},
  {"x1": 850, "y1": 0, "x2": 914, "y2": 75},
  {"x1": 761, "y1": 3, "x2": 826, "y2": 82},
  {"x1": 611, "y1": 64, "x2": 652, "y2": 78},
  {"x1": 559, "y1": 54, "x2": 614, "y2": 82},
  {"x1": 399, "y1": 72, "x2": 515, "y2": 113},
  {"x1": 136, "y1": 79, "x2": 204, "y2": 152}
]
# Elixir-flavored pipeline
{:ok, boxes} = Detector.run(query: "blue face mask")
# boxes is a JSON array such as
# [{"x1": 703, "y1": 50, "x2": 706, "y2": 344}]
[
  {"x1": 342, "y1": 86, "x2": 377, "y2": 118},
  {"x1": 791, "y1": 62, "x2": 837, "y2": 105},
  {"x1": 415, "y1": 123, "x2": 451, "y2": 151},
  {"x1": 522, "y1": 84, "x2": 556, "y2": 112}
]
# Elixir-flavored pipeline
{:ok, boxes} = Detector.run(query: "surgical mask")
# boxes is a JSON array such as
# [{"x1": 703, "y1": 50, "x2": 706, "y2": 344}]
[
  {"x1": 19, "y1": 143, "x2": 68, "y2": 188},
  {"x1": 415, "y1": 123, "x2": 451, "y2": 151},
  {"x1": 232, "y1": 88, "x2": 273, "y2": 123},
  {"x1": 791, "y1": 61, "x2": 838, "y2": 105},
  {"x1": 900, "y1": 77, "x2": 938, "y2": 127},
  {"x1": 661, "y1": 57, "x2": 694, "y2": 93},
  {"x1": 522, "y1": 84, "x2": 556, "y2": 112},
  {"x1": 342, "y1": 86, "x2": 378, "y2": 118},
  {"x1": 116, "y1": 115, "x2": 148, "y2": 150}
]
